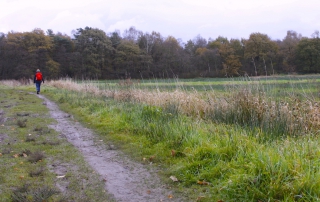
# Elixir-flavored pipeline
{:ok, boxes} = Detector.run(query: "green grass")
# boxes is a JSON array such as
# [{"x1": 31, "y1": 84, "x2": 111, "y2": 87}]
[
  {"x1": 42, "y1": 75, "x2": 320, "y2": 201},
  {"x1": 0, "y1": 88, "x2": 112, "y2": 202},
  {"x1": 2, "y1": 75, "x2": 320, "y2": 201}
]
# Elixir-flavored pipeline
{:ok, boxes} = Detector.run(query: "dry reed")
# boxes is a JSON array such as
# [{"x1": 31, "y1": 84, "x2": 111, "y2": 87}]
[
  {"x1": 48, "y1": 79, "x2": 320, "y2": 135},
  {"x1": 0, "y1": 80, "x2": 30, "y2": 87}
]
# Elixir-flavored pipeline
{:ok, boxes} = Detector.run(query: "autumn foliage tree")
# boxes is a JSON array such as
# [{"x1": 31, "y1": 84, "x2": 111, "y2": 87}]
[
  {"x1": 244, "y1": 33, "x2": 278, "y2": 76},
  {"x1": 1, "y1": 28, "x2": 53, "y2": 79},
  {"x1": 207, "y1": 37, "x2": 243, "y2": 76},
  {"x1": 0, "y1": 27, "x2": 318, "y2": 80}
]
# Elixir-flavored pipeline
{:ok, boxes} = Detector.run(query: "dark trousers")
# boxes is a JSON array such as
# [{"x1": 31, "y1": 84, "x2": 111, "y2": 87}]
[{"x1": 35, "y1": 82, "x2": 41, "y2": 92}]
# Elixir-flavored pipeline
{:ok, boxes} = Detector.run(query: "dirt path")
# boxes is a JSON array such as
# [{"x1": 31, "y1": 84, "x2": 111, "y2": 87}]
[{"x1": 38, "y1": 94, "x2": 182, "y2": 202}]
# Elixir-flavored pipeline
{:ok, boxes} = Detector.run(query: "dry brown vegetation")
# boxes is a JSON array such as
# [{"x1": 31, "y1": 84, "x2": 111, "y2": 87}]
[
  {"x1": 48, "y1": 79, "x2": 208, "y2": 116},
  {"x1": 0, "y1": 80, "x2": 26, "y2": 87},
  {"x1": 48, "y1": 79, "x2": 320, "y2": 135}
]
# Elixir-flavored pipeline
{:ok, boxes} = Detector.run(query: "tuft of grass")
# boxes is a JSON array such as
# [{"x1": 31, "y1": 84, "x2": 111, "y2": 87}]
[
  {"x1": 34, "y1": 125, "x2": 44, "y2": 132},
  {"x1": 16, "y1": 112, "x2": 30, "y2": 117},
  {"x1": 21, "y1": 149, "x2": 32, "y2": 156},
  {"x1": 11, "y1": 184, "x2": 30, "y2": 202},
  {"x1": 41, "y1": 139, "x2": 60, "y2": 146},
  {"x1": 17, "y1": 118, "x2": 27, "y2": 128},
  {"x1": 29, "y1": 166, "x2": 46, "y2": 177},
  {"x1": 33, "y1": 126, "x2": 51, "y2": 135},
  {"x1": 25, "y1": 135, "x2": 36, "y2": 142},
  {"x1": 1, "y1": 147, "x2": 11, "y2": 154},
  {"x1": 27, "y1": 151, "x2": 45, "y2": 163},
  {"x1": 11, "y1": 184, "x2": 59, "y2": 202}
]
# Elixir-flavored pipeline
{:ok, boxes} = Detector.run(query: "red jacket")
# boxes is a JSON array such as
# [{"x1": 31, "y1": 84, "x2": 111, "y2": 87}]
[{"x1": 34, "y1": 72, "x2": 44, "y2": 83}]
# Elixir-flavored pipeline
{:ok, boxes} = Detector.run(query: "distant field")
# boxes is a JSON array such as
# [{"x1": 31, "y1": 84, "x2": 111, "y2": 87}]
[{"x1": 83, "y1": 74, "x2": 320, "y2": 100}]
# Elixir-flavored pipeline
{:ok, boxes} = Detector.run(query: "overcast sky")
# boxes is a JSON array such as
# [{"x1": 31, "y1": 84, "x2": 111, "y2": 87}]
[{"x1": 0, "y1": 0, "x2": 319, "y2": 43}]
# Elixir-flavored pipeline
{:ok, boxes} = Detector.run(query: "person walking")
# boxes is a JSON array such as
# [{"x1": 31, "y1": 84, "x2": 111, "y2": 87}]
[{"x1": 34, "y1": 69, "x2": 44, "y2": 94}]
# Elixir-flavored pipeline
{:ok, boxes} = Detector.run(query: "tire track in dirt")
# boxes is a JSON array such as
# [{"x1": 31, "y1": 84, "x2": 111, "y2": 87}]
[{"x1": 39, "y1": 94, "x2": 183, "y2": 202}]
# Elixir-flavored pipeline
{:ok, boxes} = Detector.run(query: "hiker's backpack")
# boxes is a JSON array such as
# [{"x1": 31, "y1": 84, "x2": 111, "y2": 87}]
[{"x1": 35, "y1": 72, "x2": 43, "y2": 81}]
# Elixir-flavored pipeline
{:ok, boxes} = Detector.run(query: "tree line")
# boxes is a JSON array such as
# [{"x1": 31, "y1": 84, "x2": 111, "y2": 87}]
[{"x1": 0, "y1": 27, "x2": 319, "y2": 80}]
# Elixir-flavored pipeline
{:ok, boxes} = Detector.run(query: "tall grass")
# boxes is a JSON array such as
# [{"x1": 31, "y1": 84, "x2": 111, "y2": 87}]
[
  {"x1": 42, "y1": 76, "x2": 320, "y2": 201},
  {"x1": 207, "y1": 84, "x2": 320, "y2": 138},
  {"x1": 0, "y1": 79, "x2": 30, "y2": 87},
  {"x1": 48, "y1": 77, "x2": 320, "y2": 138}
]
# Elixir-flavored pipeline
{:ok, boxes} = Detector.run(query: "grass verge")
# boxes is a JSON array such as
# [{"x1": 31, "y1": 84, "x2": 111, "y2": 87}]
[{"x1": 0, "y1": 87, "x2": 112, "y2": 202}]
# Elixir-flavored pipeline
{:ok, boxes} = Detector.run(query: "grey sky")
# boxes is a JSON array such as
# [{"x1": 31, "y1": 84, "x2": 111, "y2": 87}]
[{"x1": 0, "y1": 0, "x2": 319, "y2": 43}]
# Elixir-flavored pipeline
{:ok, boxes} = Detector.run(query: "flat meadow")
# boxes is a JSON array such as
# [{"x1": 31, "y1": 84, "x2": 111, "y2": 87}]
[{"x1": 1, "y1": 74, "x2": 320, "y2": 201}]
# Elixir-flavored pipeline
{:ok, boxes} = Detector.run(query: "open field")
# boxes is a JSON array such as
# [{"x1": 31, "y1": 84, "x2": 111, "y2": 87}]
[
  {"x1": 1, "y1": 75, "x2": 320, "y2": 201},
  {"x1": 91, "y1": 75, "x2": 320, "y2": 96}
]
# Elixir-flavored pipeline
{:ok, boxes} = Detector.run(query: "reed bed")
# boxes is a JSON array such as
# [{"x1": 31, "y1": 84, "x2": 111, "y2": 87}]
[
  {"x1": 0, "y1": 79, "x2": 30, "y2": 87},
  {"x1": 48, "y1": 78, "x2": 320, "y2": 137}
]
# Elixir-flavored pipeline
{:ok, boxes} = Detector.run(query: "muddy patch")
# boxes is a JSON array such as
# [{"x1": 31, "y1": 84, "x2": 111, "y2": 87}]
[
  {"x1": 48, "y1": 161, "x2": 71, "y2": 194},
  {"x1": 39, "y1": 94, "x2": 182, "y2": 202}
]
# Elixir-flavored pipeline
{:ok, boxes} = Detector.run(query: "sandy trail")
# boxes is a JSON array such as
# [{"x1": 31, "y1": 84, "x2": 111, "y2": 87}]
[{"x1": 39, "y1": 94, "x2": 181, "y2": 202}]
